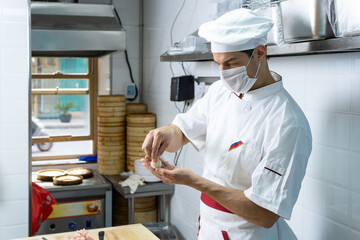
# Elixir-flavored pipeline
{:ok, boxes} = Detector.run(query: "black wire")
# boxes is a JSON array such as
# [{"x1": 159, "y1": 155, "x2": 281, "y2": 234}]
[
  {"x1": 124, "y1": 50, "x2": 134, "y2": 83},
  {"x1": 170, "y1": 0, "x2": 186, "y2": 46},
  {"x1": 173, "y1": 99, "x2": 190, "y2": 166},
  {"x1": 180, "y1": 62, "x2": 188, "y2": 75},
  {"x1": 124, "y1": 50, "x2": 138, "y2": 101},
  {"x1": 114, "y1": 6, "x2": 138, "y2": 101},
  {"x1": 170, "y1": 0, "x2": 187, "y2": 167},
  {"x1": 182, "y1": 100, "x2": 187, "y2": 112},
  {"x1": 170, "y1": 62, "x2": 175, "y2": 77},
  {"x1": 174, "y1": 102, "x2": 181, "y2": 113},
  {"x1": 113, "y1": 7, "x2": 122, "y2": 25},
  {"x1": 174, "y1": 146, "x2": 183, "y2": 166}
]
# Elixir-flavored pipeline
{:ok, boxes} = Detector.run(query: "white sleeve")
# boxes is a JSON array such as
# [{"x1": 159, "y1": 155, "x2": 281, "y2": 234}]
[
  {"x1": 172, "y1": 85, "x2": 214, "y2": 152},
  {"x1": 244, "y1": 125, "x2": 312, "y2": 219}
]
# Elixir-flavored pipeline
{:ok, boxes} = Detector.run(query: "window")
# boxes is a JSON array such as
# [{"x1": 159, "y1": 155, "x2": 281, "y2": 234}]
[{"x1": 31, "y1": 58, "x2": 98, "y2": 161}]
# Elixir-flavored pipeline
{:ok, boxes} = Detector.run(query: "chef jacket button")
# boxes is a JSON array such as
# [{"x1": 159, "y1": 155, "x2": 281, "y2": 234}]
[{"x1": 246, "y1": 106, "x2": 252, "y2": 111}]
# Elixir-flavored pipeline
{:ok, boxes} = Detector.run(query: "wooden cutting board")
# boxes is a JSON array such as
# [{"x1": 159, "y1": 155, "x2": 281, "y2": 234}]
[{"x1": 13, "y1": 224, "x2": 159, "y2": 240}]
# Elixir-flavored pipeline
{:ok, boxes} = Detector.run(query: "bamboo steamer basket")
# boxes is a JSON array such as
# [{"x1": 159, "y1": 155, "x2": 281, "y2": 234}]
[
  {"x1": 98, "y1": 167, "x2": 123, "y2": 175},
  {"x1": 98, "y1": 133, "x2": 125, "y2": 138},
  {"x1": 98, "y1": 145, "x2": 125, "y2": 151},
  {"x1": 98, "y1": 162, "x2": 124, "y2": 169},
  {"x1": 126, "y1": 151, "x2": 145, "y2": 158},
  {"x1": 126, "y1": 164, "x2": 135, "y2": 172},
  {"x1": 113, "y1": 192, "x2": 157, "y2": 225},
  {"x1": 98, "y1": 136, "x2": 125, "y2": 142},
  {"x1": 97, "y1": 95, "x2": 126, "y2": 102},
  {"x1": 98, "y1": 140, "x2": 124, "y2": 146},
  {"x1": 126, "y1": 126, "x2": 153, "y2": 137},
  {"x1": 126, "y1": 146, "x2": 143, "y2": 152},
  {"x1": 127, "y1": 155, "x2": 143, "y2": 163},
  {"x1": 97, "y1": 102, "x2": 126, "y2": 107},
  {"x1": 97, "y1": 95, "x2": 126, "y2": 175},
  {"x1": 126, "y1": 113, "x2": 156, "y2": 172},
  {"x1": 98, "y1": 151, "x2": 125, "y2": 157},
  {"x1": 126, "y1": 135, "x2": 147, "y2": 143},
  {"x1": 98, "y1": 106, "x2": 126, "y2": 113},
  {"x1": 97, "y1": 111, "x2": 126, "y2": 117},
  {"x1": 98, "y1": 162, "x2": 125, "y2": 170},
  {"x1": 126, "y1": 141, "x2": 143, "y2": 148},
  {"x1": 98, "y1": 122, "x2": 125, "y2": 127},
  {"x1": 126, "y1": 113, "x2": 156, "y2": 127},
  {"x1": 97, "y1": 116, "x2": 125, "y2": 123},
  {"x1": 126, "y1": 103, "x2": 147, "y2": 114},
  {"x1": 98, "y1": 141, "x2": 125, "y2": 147},
  {"x1": 98, "y1": 164, "x2": 124, "y2": 174},
  {"x1": 134, "y1": 209, "x2": 157, "y2": 223},
  {"x1": 97, "y1": 156, "x2": 124, "y2": 163},
  {"x1": 98, "y1": 163, "x2": 124, "y2": 171},
  {"x1": 98, "y1": 126, "x2": 125, "y2": 133}
]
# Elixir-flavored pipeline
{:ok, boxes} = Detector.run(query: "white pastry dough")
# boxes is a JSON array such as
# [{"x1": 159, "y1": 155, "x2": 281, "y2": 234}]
[{"x1": 150, "y1": 160, "x2": 162, "y2": 168}]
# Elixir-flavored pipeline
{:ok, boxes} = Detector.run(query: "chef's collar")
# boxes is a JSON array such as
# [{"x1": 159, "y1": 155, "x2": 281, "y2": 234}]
[{"x1": 242, "y1": 71, "x2": 283, "y2": 102}]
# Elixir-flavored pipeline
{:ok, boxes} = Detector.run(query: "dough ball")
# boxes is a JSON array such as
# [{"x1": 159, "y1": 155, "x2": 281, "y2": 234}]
[{"x1": 150, "y1": 160, "x2": 162, "y2": 168}]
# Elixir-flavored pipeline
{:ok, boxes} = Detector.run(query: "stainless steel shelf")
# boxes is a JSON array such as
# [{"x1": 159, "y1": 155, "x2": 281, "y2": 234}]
[
  {"x1": 161, "y1": 52, "x2": 213, "y2": 62},
  {"x1": 160, "y1": 36, "x2": 360, "y2": 62},
  {"x1": 103, "y1": 175, "x2": 175, "y2": 224}
]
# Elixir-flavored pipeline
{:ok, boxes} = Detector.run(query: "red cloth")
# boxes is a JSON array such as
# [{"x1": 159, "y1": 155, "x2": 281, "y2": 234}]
[
  {"x1": 200, "y1": 193, "x2": 234, "y2": 214},
  {"x1": 31, "y1": 182, "x2": 58, "y2": 235}
]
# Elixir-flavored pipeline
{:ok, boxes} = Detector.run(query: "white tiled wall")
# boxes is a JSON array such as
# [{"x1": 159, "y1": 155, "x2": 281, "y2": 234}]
[
  {"x1": 0, "y1": 0, "x2": 30, "y2": 239},
  {"x1": 142, "y1": 1, "x2": 360, "y2": 240},
  {"x1": 269, "y1": 53, "x2": 360, "y2": 240}
]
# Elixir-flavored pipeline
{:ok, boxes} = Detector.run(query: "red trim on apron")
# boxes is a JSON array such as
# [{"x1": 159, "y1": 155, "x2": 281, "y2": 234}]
[
  {"x1": 197, "y1": 215, "x2": 201, "y2": 237},
  {"x1": 201, "y1": 193, "x2": 234, "y2": 214},
  {"x1": 221, "y1": 230, "x2": 229, "y2": 240}
]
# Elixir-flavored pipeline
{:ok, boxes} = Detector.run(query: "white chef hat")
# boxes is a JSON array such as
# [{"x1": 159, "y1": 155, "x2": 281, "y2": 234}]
[{"x1": 198, "y1": 8, "x2": 274, "y2": 53}]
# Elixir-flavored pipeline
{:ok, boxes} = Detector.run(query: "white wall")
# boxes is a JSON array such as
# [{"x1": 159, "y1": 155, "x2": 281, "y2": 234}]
[
  {"x1": 142, "y1": 1, "x2": 360, "y2": 240},
  {"x1": 111, "y1": 0, "x2": 141, "y2": 102},
  {"x1": 143, "y1": 1, "x2": 218, "y2": 239},
  {"x1": 269, "y1": 53, "x2": 360, "y2": 240},
  {"x1": 0, "y1": 0, "x2": 30, "y2": 239}
]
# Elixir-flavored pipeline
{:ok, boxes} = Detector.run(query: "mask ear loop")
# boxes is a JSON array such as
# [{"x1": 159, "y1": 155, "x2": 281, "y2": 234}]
[
  {"x1": 254, "y1": 61, "x2": 261, "y2": 79},
  {"x1": 246, "y1": 50, "x2": 255, "y2": 68},
  {"x1": 246, "y1": 49, "x2": 261, "y2": 79}
]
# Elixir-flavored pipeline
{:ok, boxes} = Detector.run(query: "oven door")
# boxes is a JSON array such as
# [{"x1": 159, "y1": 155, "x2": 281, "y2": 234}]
[{"x1": 35, "y1": 199, "x2": 105, "y2": 235}]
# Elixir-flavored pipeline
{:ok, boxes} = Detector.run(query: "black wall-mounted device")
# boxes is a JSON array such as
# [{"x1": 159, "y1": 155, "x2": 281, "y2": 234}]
[{"x1": 170, "y1": 75, "x2": 195, "y2": 101}]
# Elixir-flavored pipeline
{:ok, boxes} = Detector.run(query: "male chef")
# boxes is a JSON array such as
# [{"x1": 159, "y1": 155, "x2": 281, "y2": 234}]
[{"x1": 141, "y1": 8, "x2": 312, "y2": 240}]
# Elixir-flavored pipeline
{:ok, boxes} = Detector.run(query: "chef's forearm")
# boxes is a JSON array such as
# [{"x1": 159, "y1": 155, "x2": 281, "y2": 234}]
[
  {"x1": 165, "y1": 124, "x2": 189, "y2": 152},
  {"x1": 188, "y1": 175, "x2": 279, "y2": 228}
]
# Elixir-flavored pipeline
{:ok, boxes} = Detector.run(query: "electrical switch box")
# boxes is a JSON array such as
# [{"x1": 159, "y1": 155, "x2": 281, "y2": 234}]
[{"x1": 170, "y1": 75, "x2": 194, "y2": 101}]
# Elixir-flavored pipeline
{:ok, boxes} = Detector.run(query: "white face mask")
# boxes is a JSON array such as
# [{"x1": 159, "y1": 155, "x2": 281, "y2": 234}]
[{"x1": 219, "y1": 51, "x2": 261, "y2": 96}]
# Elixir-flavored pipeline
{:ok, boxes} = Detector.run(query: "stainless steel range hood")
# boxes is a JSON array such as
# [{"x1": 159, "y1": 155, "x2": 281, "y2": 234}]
[{"x1": 31, "y1": 2, "x2": 126, "y2": 57}]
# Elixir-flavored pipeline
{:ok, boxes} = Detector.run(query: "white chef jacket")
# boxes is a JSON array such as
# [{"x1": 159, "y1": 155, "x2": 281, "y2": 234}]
[{"x1": 172, "y1": 71, "x2": 312, "y2": 240}]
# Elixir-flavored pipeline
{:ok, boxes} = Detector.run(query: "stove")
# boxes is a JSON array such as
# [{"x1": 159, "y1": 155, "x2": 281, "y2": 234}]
[{"x1": 32, "y1": 170, "x2": 112, "y2": 235}]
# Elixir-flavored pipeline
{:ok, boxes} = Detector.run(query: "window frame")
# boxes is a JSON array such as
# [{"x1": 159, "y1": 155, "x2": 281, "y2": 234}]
[{"x1": 31, "y1": 58, "x2": 98, "y2": 161}]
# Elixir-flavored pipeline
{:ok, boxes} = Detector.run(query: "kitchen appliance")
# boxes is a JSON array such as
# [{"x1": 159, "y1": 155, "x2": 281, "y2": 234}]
[
  {"x1": 32, "y1": 170, "x2": 112, "y2": 235},
  {"x1": 278, "y1": 0, "x2": 334, "y2": 42},
  {"x1": 31, "y1": 2, "x2": 126, "y2": 57},
  {"x1": 170, "y1": 75, "x2": 195, "y2": 102}
]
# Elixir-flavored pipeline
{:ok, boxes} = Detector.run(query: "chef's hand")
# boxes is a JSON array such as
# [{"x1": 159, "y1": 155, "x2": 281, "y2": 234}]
[
  {"x1": 141, "y1": 157, "x2": 195, "y2": 185},
  {"x1": 142, "y1": 126, "x2": 175, "y2": 161}
]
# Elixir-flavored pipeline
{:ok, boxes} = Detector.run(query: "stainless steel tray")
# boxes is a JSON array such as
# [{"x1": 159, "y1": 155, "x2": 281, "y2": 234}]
[{"x1": 142, "y1": 222, "x2": 179, "y2": 240}]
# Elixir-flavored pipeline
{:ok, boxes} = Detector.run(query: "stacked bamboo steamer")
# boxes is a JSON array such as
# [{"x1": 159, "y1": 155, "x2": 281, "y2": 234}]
[
  {"x1": 126, "y1": 103, "x2": 147, "y2": 114},
  {"x1": 126, "y1": 113, "x2": 156, "y2": 172},
  {"x1": 97, "y1": 95, "x2": 126, "y2": 175},
  {"x1": 113, "y1": 191, "x2": 157, "y2": 225}
]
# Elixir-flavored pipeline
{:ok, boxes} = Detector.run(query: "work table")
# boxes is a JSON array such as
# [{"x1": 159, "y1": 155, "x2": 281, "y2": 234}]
[{"x1": 13, "y1": 224, "x2": 159, "y2": 240}]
